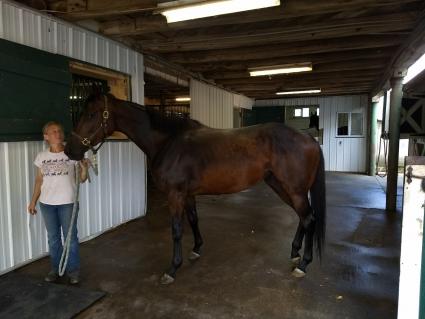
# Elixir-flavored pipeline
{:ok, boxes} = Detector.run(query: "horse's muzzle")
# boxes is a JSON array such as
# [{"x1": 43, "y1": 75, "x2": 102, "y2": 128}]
[{"x1": 64, "y1": 143, "x2": 85, "y2": 161}]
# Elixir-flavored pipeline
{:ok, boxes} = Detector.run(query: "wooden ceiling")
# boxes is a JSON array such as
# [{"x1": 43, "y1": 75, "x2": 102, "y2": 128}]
[
  {"x1": 19, "y1": 0, "x2": 425, "y2": 99},
  {"x1": 144, "y1": 72, "x2": 189, "y2": 100}
]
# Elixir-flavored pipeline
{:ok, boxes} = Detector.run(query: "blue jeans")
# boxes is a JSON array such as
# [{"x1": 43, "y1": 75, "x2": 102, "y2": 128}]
[{"x1": 39, "y1": 202, "x2": 80, "y2": 274}]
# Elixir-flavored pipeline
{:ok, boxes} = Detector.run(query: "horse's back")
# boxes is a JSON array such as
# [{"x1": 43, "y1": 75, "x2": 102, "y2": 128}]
[{"x1": 151, "y1": 122, "x2": 319, "y2": 195}]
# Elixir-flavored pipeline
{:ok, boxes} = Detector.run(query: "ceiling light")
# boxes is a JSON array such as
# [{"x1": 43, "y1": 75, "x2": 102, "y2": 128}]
[
  {"x1": 249, "y1": 63, "x2": 312, "y2": 77},
  {"x1": 160, "y1": 0, "x2": 281, "y2": 23},
  {"x1": 176, "y1": 97, "x2": 191, "y2": 102},
  {"x1": 276, "y1": 89, "x2": 321, "y2": 95}
]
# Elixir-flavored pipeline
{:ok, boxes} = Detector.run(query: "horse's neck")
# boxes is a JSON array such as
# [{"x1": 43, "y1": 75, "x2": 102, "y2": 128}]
[{"x1": 113, "y1": 100, "x2": 169, "y2": 160}]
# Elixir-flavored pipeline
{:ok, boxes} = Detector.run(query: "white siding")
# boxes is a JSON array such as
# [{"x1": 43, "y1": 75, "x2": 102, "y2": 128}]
[
  {"x1": 233, "y1": 94, "x2": 254, "y2": 110},
  {"x1": 190, "y1": 79, "x2": 234, "y2": 129},
  {"x1": 0, "y1": 0, "x2": 147, "y2": 274},
  {"x1": 0, "y1": 142, "x2": 145, "y2": 274},
  {"x1": 255, "y1": 95, "x2": 368, "y2": 173},
  {"x1": 285, "y1": 106, "x2": 319, "y2": 131}
]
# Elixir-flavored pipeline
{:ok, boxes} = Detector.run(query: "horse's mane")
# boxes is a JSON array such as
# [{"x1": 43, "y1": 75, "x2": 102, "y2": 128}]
[
  {"x1": 85, "y1": 93, "x2": 203, "y2": 135},
  {"x1": 146, "y1": 108, "x2": 204, "y2": 135}
]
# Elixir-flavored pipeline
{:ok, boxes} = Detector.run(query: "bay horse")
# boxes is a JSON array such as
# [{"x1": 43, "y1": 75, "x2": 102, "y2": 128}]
[{"x1": 64, "y1": 93, "x2": 326, "y2": 285}]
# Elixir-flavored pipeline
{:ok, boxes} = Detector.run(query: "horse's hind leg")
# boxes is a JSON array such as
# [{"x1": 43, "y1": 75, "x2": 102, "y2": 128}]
[
  {"x1": 290, "y1": 222, "x2": 305, "y2": 265},
  {"x1": 185, "y1": 196, "x2": 203, "y2": 260},
  {"x1": 264, "y1": 173, "x2": 305, "y2": 263},
  {"x1": 291, "y1": 194, "x2": 315, "y2": 278},
  {"x1": 160, "y1": 191, "x2": 185, "y2": 285}
]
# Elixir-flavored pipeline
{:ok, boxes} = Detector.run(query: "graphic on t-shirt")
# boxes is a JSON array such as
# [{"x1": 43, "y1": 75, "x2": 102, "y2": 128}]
[{"x1": 41, "y1": 158, "x2": 72, "y2": 177}]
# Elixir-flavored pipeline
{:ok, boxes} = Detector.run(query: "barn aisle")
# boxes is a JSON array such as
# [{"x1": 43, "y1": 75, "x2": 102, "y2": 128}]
[{"x1": 17, "y1": 173, "x2": 401, "y2": 319}]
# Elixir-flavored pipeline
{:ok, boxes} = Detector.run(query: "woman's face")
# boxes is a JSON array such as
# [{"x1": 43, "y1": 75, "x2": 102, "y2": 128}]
[{"x1": 44, "y1": 124, "x2": 64, "y2": 145}]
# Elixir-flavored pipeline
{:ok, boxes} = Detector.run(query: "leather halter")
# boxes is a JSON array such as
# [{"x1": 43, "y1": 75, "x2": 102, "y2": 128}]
[{"x1": 71, "y1": 95, "x2": 110, "y2": 155}]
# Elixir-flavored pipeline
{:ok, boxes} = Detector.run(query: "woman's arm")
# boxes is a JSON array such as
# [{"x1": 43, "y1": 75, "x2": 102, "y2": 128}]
[
  {"x1": 28, "y1": 168, "x2": 43, "y2": 215},
  {"x1": 79, "y1": 159, "x2": 89, "y2": 183}
]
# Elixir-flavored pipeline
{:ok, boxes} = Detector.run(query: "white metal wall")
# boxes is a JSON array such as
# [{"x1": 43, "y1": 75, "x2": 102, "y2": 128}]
[
  {"x1": 255, "y1": 95, "x2": 368, "y2": 172},
  {"x1": 233, "y1": 93, "x2": 254, "y2": 110},
  {"x1": 190, "y1": 79, "x2": 234, "y2": 129},
  {"x1": 0, "y1": 142, "x2": 145, "y2": 274},
  {"x1": 285, "y1": 105, "x2": 319, "y2": 131},
  {"x1": 0, "y1": 0, "x2": 147, "y2": 274}
]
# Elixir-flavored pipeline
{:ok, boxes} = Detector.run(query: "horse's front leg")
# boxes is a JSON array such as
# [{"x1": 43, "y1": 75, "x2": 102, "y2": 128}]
[{"x1": 160, "y1": 192, "x2": 185, "y2": 285}]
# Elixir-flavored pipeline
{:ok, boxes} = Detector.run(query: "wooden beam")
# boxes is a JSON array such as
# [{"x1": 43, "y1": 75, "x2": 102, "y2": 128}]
[
  {"x1": 252, "y1": 86, "x2": 373, "y2": 93},
  {"x1": 67, "y1": 0, "x2": 87, "y2": 12},
  {"x1": 139, "y1": 12, "x2": 415, "y2": 52},
  {"x1": 182, "y1": 48, "x2": 395, "y2": 72},
  {"x1": 161, "y1": 35, "x2": 404, "y2": 64},
  {"x1": 202, "y1": 58, "x2": 388, "y2": 80},
  {"x1": 237, "y1": 85, "x2": 374, "y2": 95},
  {"x1": 242, "y1": 84, "x2": 373, "y2": 93},
  {"x1": 225, "y1": 81, "x2": 377, "y2": 91},
  {"x1": 216, "y1": 71, "x2": 381, "y2": 90},
  {"x1": 57, "y1": 0, "x2": 160, "y2": 20},
  {"x1": 248, "y1": 88, "x2": 371, "y2": 99},
  {"x1": 226, "y1": 81, "x2": 377, "y2": 93},
  {"x1": 99, "y1": 0, "x2": 420, "y2": 36},
  {"x1": 373, "y1": 9, "x2": 425, "y2": 95}
]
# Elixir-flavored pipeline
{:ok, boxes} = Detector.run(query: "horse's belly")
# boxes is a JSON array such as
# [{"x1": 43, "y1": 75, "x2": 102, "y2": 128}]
[{"x1": 197, "y1": 162, "x2": 266, "y2": 195}]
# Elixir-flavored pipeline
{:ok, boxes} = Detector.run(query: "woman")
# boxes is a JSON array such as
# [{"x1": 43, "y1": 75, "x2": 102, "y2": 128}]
[{"x1": 28, "y1": 121, "x2": 88, "y2": 284}]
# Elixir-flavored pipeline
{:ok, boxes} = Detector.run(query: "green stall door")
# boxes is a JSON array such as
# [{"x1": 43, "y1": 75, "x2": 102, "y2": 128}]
[
  {"x1": 242, "y1": 106, "x2": 285, "y2": 127},
  {"x1": 254, "y1": 106, "x2": 285, "y2": 124},
  {"x1": 0, "y1": 39, "x2": 71, "y2": 142}
]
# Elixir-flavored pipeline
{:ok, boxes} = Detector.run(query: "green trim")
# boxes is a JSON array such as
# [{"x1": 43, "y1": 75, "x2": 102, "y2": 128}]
[{"x1": 0, "y1": 38, "x2": 72, "y2": 142}]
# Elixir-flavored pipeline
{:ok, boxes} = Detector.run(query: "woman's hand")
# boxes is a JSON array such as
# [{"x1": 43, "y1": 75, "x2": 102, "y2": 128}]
[
  {"x1": 79, "y1": 158, "x2": 90, "y2": 169},
  {"x1": 28, "y1": 202, "x2": 37, "y2": 215},
  {"x1": 79, "y1": 159, "x2": 89, "y2": 183}
]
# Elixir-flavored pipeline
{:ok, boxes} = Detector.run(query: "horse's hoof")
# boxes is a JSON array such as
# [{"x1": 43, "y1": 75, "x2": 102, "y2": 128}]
[
  {"x1": 188, "y1": 251, "x2": 201, "y2": 261},
  {"x1": 160, "y1": 273, "x2": 175, "y2": 285},
  {"x1": 292, "y1": 267, "x2": 306, "y2": 278},
  {"x1": 291, "y1": 256, "x2": 301, "y2": 266}
]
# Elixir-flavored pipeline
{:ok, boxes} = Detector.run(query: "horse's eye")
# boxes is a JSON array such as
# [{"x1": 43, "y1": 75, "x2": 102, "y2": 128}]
[{"x1": 88, "y1": 113, "x2": 95, "y2": 119}]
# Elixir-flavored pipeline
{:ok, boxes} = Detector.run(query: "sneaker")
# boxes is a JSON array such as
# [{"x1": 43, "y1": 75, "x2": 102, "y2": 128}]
[
  {"x1": 44, "y1": 271, "x2": 58, "y2": 283},
  {"x1": 68, "y1": 272, "x2": 80, "y2": 285}
]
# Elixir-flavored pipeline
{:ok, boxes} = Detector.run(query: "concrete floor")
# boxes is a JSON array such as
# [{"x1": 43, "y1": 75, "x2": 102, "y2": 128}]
[{"x1": 17, "y1": 173, "x2": 402, "y2": 319}]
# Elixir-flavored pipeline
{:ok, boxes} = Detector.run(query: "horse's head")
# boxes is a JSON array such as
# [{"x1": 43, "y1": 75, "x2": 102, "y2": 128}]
[{"x1": 65, "y1": 92, "x2": 116, "y2": 160}]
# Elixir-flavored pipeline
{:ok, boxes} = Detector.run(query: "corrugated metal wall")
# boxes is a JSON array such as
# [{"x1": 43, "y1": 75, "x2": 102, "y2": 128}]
[
  {"x1": 255, "y1": 95, "x2": 368, "y2": 173},
  {"x1": 190, "y1": 79, "x2": 234, "y2": 129},
  {"x1": 0, "y1": 142, "x2": 145, "y2": 274},
  {"x1": 0, "y1": 0, "x2": 147, "y2": 274},
  {"x1": 233, "y1": 93, "x2": 254, "y2": 110}
]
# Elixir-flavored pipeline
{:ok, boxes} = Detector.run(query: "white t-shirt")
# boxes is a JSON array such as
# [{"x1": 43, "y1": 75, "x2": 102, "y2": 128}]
[{"x1": 34, "y1": 149, "x2": 77, "y2": 205}]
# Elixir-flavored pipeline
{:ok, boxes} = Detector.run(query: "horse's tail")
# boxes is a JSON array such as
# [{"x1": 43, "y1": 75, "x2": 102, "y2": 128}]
[{"x1": 310, "y1": 144, "x2": 326, "y2": 261}]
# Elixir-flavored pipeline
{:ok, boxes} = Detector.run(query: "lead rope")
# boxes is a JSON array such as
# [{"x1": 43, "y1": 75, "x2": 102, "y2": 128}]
[
  {"x1": 376, "y1": 132, "x2": 389, "y2": 178},
  {"x1": 58, "y1": 154, "x2": 98, "y2": 277}
]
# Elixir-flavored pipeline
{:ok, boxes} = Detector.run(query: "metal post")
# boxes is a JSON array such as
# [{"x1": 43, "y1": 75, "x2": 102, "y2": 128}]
[
  {"x1": 386, "y1": 76, "x2": 404, "y2": 211},
  {"x1": 382, "y1": 92, "x2": 388, "y2": 136},
  {"x1": 369, "y1": 100, "x2": 379, "y2": 176}
]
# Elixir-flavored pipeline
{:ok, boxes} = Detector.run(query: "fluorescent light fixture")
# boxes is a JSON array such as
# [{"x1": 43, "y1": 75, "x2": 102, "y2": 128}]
[
  {"x1": 249, "y1": 63, "x2": 312, "y2": 77},
  {"x1": 403, "y1": 52, "x2": 425, "y2": 84},
  {"x1": 276, "y1": 89, "x2": 321, "y2": 95},
  {"x1": 160, "y1": 0, "x2": 280, "y2": 23},
  {"x1": 176, "y1": 97, "x2": 191, "y2": 102}
]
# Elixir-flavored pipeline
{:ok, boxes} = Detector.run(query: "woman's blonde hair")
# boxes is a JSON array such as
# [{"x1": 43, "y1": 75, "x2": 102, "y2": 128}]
[{"x1": 42, "y1": 121, "x2": 64, "y2": 135}]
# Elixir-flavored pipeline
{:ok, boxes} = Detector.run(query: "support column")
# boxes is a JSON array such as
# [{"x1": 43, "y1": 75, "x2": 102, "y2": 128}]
[
  {"x1": 369, "y1": 100, "x2": 379, "y2": 176},
  {"x1": 386, "y1": 76, "x2": 404, "y2": 211}
]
